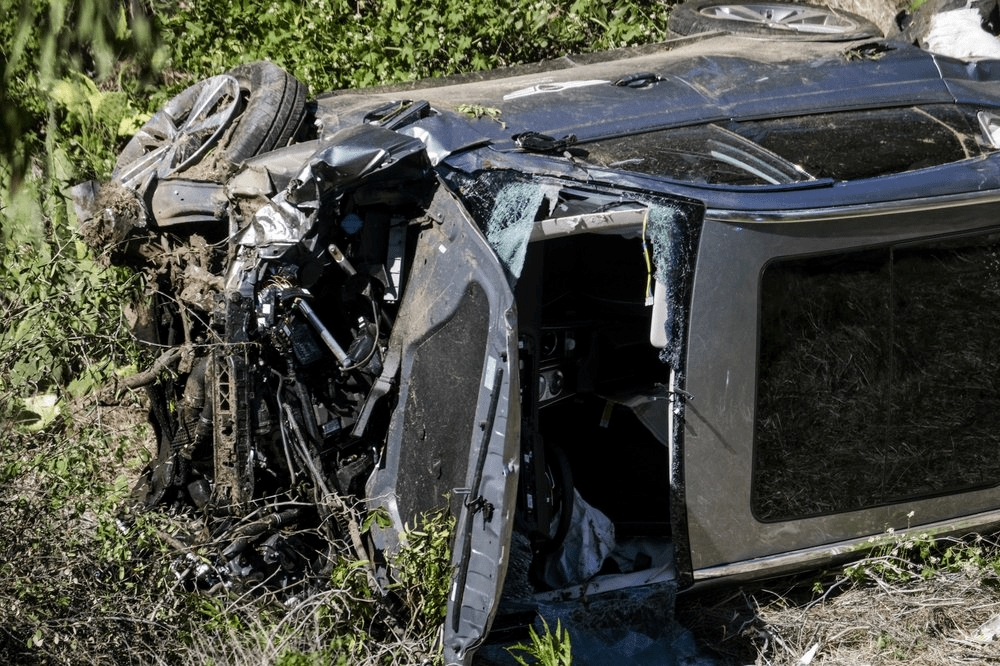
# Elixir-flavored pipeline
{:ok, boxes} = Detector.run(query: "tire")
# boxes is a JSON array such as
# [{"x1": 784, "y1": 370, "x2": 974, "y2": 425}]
[
  {"x1": 113, "y1": 61, "x2": 307, "y2": 189},
  {"x1": 222, "y1": 61, "x2": 307, "y2": 165},
  {"x1": 668, "y1": 0, "x2": 882, "y2": 41}
]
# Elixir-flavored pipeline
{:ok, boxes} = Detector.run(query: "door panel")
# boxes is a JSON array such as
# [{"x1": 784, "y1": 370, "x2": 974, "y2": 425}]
[{"x1": 364, "y1": 185, "x2": 520, "y2": 664}]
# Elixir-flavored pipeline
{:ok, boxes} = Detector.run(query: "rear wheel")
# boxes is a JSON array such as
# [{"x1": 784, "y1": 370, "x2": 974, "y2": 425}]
[{"x1": 668, "y1": 0, "x2": 882, "y2": 40}]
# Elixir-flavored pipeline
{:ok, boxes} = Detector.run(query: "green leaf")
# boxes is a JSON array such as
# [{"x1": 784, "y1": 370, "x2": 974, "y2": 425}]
[
  {"x1": 15, "y1": 393, "x2": 62, "y2": 432},
  {"x1": 49, "y1": 73, "x2": 102, "y2": 120}
]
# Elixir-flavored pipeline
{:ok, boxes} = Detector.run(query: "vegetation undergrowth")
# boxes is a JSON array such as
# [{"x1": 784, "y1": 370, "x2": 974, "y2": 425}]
[
  {"x1": 1, "y1": 1, "x2": 675, "y2": 662},
  {"x1": 506, "y1": 618, "x2": 573, "y2": 666},
  {"x1": 678, "y1": 529, "x2": 1000, "y2": 666},
  {"x1": 156, "y1": 0, "x2": 671, "y2": 91},
  {"x1": 845, "y1": 528, "x2": 1000, "y2": 585}
]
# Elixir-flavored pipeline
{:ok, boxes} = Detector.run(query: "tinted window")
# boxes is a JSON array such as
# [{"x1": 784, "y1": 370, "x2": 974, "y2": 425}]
[
  {"x1": 742, "y1": 106, "x2": 983, "y2": 181},
  {"x1": 580, "y1": 105, "x2": 987, "y2": 185},
  {"x1": 580, "y1": 124, "x2": 806, "y2": 186},
  {"x1": 753, "y1": 233, "x2": 1000, "y2": 521}
]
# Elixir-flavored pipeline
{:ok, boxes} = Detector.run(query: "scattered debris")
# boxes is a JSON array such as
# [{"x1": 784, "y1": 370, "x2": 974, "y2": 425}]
[{"x1": 971, "y1": 611, "x2": 1000, "y2": 642}]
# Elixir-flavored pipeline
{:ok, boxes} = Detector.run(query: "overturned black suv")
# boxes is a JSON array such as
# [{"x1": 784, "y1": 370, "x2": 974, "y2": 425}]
[{"x1": 82, "y1": 21, "x2": 1000, "y2": 665}]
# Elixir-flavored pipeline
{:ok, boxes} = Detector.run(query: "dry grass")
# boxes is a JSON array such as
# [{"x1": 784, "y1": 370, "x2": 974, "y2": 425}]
[
  {"x1": 756, "y1": 577, "x2": 1000, "y2": 664},
  {"x1": 0, "y1": 390, "x2": 442, "y2": 665},
  {"x1": 679, "y1": 534, "x2": 1000, "y2": 665}
]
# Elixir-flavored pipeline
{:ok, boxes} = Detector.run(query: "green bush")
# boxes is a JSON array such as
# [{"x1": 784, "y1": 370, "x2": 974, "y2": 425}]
[
  {"x1": 392, "y1": 508, "x2": 457, "y2": 633},
  {"x1": 155, "y1": 0, "x2": 671, "y2": 91},
  {"x1": 1, "y1": 0, "x2": 155, "y2": 409},
  {"x1": 0, "y1": 0, "x2": 156, "y2": 182}
]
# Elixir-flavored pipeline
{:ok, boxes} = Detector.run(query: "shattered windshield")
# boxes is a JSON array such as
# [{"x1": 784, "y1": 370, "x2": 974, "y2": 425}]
[{"x1": 442, "y1": 169, "x2": 703, "y2": 367}]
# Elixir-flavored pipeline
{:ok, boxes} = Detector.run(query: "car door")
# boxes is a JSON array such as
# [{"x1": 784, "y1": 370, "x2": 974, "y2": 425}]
[{"x1": 364, "y1": 183, "x2": 520, "y2": 665}]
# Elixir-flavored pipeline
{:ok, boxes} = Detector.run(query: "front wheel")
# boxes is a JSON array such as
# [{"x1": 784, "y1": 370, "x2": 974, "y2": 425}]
[
  {"x1": 112, "y1": 61, "x2": 307, "y2": 189},
  {"x1": 668, "y1": 0, "x2": 882, "y2": 40}
]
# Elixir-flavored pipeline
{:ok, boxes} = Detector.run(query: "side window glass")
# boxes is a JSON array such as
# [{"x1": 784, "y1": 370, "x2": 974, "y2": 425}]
[
  {"x1": 887, "y1": 237, "x2": 1000, "y2": 500},
  {"x1": 740, "y1": 106, "x2": 982, "y2": 181},
  {"x1": 578, "y1": 105, "x2": 987, "y2": 186},
  {"x1": 753, "y1": 233, "x2": 1000, "y2": 521},
  {"x1": 579, "y1": 124, "x2": 800, "y2": 186}
]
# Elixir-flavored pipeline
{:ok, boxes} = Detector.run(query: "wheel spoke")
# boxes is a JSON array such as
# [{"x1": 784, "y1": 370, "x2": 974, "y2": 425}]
[
  {"x1": 719, "y1": 5, "x2": 771, "y2": 22},
  {"x1": 183, "y1": 113, "x2": 230, "y2": 138},
  {"x1": 701, "y1": 3, "x2": 858, "y2": 33},
  {"x1": 113, "y1": 74, "x2": 241, "y2": 189},
  {"x1": 138, "y1": 111, "x2": 180, "y2": 144},
  {"x1": 115, "y1": 144, "x2": 173, "y2": 189},
  {"x1": 774, "y1": 7, "x2": 853, "y2": 29},
  {"x1": 181, "y1": 75, "x2": 239, "y2": 136}
]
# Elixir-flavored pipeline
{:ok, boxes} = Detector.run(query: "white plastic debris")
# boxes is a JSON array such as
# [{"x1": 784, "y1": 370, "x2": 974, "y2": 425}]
[
  {"x1": 924, "y1": 6, "x2": 1000, "y2": 59},
  {"x1": 971, "y1": 612, "x2": 1000, "y2": 642},
  {"x1": 542, "y1": 489, "x2": 616, "y2": 589},
  {"x1": 797, "y1": 642, "x2": 820, "y2": 665}
]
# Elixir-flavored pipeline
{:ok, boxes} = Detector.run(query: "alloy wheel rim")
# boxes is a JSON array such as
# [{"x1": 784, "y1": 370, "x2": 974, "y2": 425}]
[{"x1": 698, "y1": 3, "x2": 861, "y2": 34}]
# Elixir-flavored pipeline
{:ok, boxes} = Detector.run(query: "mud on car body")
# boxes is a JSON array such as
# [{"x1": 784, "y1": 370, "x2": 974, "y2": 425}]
[{"x1": 81, "y1": 27, "x2": 1000, "y2": 665}]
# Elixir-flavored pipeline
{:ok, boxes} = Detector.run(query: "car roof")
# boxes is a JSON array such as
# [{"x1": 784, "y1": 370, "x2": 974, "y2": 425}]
[
  {"x1": 303, "y1": 35, "x2": 1000, "y2": 212},
  {"x1": 315, "y1": 34, "x2": 1000, "y2": 146}
]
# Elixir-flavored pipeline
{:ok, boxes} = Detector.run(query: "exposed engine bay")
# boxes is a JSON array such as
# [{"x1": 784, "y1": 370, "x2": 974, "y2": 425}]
[{"x1": 90, "y1": 126, "x2": 442, "y2": 591}]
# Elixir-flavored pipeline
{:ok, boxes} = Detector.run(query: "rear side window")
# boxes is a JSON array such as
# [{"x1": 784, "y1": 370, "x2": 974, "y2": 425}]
[
  {"x1": 580, "y1": 105, "x2": 988, "y2": 185},
  {"x1": 742, "y1": 106, "x2": 983, "y2": 181},
  {"x1": 580, "y1": 124, "x2": 804, "y2": 186},
  {"x1": 752, "y1": 232, "x2": 1000, "y2": 521}
]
